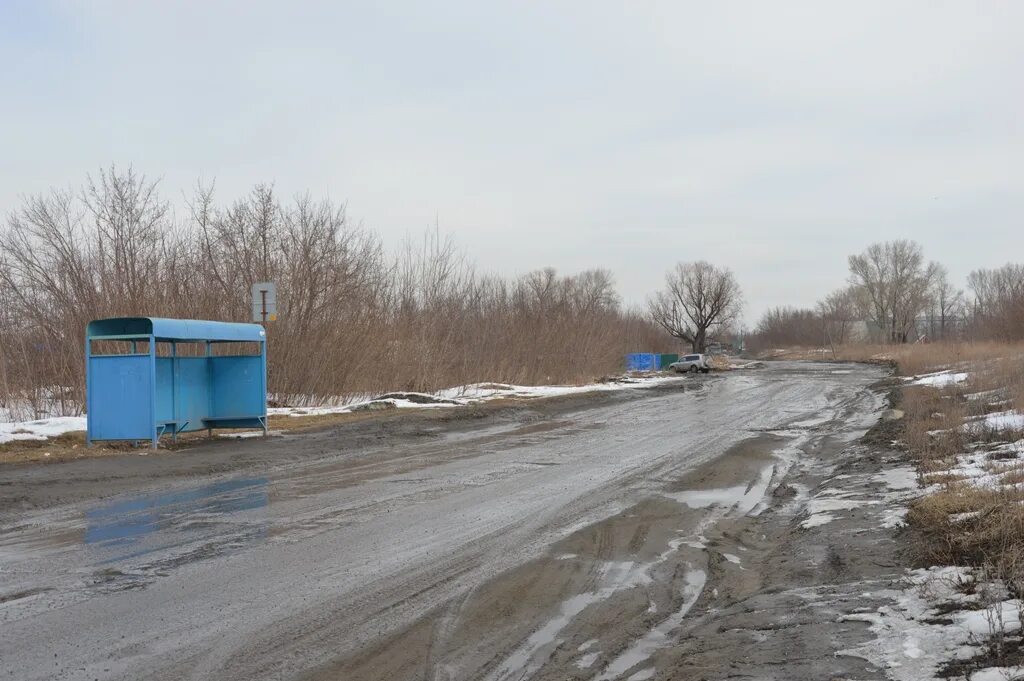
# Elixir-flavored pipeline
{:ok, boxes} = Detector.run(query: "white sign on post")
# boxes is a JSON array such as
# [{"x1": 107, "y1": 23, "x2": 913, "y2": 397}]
[{"x1": 251, "y1": 282, "x2": 278, "y2": 323}]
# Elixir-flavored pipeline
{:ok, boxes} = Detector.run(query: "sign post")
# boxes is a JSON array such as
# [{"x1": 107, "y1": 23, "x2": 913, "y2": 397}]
[{"x1": 251, "y1": 282, "x2": 278, "y2": 323}]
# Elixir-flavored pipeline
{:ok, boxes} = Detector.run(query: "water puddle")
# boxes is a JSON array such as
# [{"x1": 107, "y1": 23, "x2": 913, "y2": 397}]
[
  {"x1": 84, "y1": 477, "x2": 269, "y2": 547},
  {"x1": 60, "y1": 477, "x2": 274, "y2": 568},
  {"x1": 667, "y1": 463, "x2": 774, "y2": 517},
  {"x1": 487, "y1": 558, "x2": 663, "y2": 681},
  {"x1": 595, "y1": 568, "x2": 707, "y2": 680},
  {"x1": 490, "y1": 532, "x2": 706, "y2": 680},
  {"x1": 488, "y1": 591, "x2": 605, "y2": 681}
]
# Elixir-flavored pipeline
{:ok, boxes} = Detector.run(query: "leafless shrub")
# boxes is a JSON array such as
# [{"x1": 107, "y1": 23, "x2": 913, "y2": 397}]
[{"x1": 969, "y1": 264, "x2": 1024, "y2": 342}]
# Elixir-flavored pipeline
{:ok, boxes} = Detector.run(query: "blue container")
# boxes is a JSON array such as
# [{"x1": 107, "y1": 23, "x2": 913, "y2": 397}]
[
  {"x1": 625, "y1": 353, "x2": 658, "y2": 372},
  {"x1": 86, "y1": 317, "x2": 268, "y2": 448}
]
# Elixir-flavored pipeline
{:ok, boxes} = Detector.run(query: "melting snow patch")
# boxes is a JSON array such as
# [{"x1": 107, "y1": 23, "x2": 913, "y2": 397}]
[
  {"x1": 840, "y1": 566, "x2": 1023, "y2": 681},
  {"x1": 880, "y1": 507, "x2": 909, "y2": 529},
  {"x1": 0, "y1": 416, "x2": 87, "y2": 444},
  {"x1": 965, "y1": 411, "x2": 1024, "y2": 433},
  {"x1": 908, "y1": 371, "x2": 970, "y2": 387}
]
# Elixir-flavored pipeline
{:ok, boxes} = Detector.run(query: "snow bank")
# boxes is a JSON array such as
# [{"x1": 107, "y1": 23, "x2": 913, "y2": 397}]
[{"x1": 0, "y1": 416, "x2": 87, "y2": 444}]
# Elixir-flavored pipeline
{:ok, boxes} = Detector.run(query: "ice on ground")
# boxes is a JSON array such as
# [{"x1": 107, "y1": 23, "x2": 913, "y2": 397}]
[
  {"x1": 908, "y1": 371, "x2": 970, "y2": 387},
  {"x1": 0, "y1": 416, "x2": 87, "y2": 444}
]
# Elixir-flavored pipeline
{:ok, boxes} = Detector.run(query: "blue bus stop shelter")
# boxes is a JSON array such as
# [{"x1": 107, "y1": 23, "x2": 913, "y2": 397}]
[{"x1": 86, "y1": 317, "x2": 268, "y2": 448}]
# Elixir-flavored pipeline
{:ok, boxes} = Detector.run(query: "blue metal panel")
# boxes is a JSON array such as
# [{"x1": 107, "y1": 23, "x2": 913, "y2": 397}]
[
  {"x1": 87, "y1": 355, "x2": 153, "y2": 441},
  {"x1": 210, "y1": 356, "x2": 266, "y2": 420},
  {"x1": 625, "y1": 353, "x2": 657, "y2": 372},
  {"x1": 173, "y1": 357, "x2": 212, "y2": 432},
  {"x1": 155, "y1": 358, "x2": 174, "y2": 422},
  {"x1": 87, "y1": 317, "x2": 265, "y2": 343}
]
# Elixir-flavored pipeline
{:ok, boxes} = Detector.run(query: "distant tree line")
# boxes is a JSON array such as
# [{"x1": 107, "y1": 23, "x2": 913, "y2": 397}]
[
  {"x1": 748, "y1": 239, "x2": 1024, "y2": 353},
  {"x1": 0, "y1": 166, "x2": 672, "y2": 419}
]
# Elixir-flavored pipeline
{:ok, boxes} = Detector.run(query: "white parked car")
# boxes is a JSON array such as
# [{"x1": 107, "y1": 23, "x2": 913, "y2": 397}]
[{"x1": 669, "y1": 354, "x2": 711, "y2": 374}]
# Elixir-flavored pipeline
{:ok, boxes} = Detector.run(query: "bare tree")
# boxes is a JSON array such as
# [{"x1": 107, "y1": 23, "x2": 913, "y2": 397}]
[
  {"x1": 648, "y1": 261, "x2": 742, "y2": 353},
  {"x1": 848, "y1": 240, "x2": 938, "y2": 343}
]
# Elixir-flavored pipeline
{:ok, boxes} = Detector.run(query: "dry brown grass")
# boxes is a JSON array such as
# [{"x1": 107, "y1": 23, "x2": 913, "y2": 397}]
[
  {"x1": 901, "y1": 384, "x2": 968, "y2": 464},
  {"x1": 782, "y1": 341, "x2": 1024, "y2": 378},
  {"x1": 907, "y1": 486, "x2": 1024, "y2": 569}
]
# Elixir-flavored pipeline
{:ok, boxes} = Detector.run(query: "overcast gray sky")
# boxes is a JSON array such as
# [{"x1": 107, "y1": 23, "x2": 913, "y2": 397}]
[{"x1": 2, "y1": 1, "x2": 1022, "y2": 323}]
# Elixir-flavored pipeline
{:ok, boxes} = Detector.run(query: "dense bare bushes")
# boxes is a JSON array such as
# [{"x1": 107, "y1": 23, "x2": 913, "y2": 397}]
[
  {"x1": 969, "y1": 264, "x2": 1024, "y2": 341},
  {"x1": 750, "y1": 306, "x2": 822, "y2": 349},
  {"x1": 0, "y1": 167, "x2": 671, "y2": 418}
]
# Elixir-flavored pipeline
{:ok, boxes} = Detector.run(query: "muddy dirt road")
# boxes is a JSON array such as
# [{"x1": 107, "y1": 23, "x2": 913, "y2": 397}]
[{"x1": 0, "y1": 362, "x2": 903, "y2": 681}]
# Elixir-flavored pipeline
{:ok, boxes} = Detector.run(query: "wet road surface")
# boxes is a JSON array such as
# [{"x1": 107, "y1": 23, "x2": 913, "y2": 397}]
[{"x1": 0, "y1": 362, "x2": 887, "y2": 681}]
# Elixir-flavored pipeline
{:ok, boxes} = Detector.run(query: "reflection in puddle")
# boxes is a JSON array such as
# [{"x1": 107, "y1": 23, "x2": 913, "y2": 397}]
[
  {"x1": 85, "y1": 477, "x2": 268, "y2": 546},
  {"x1": 81, "y1": 478, "x2": 270, "y2": 565}
]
